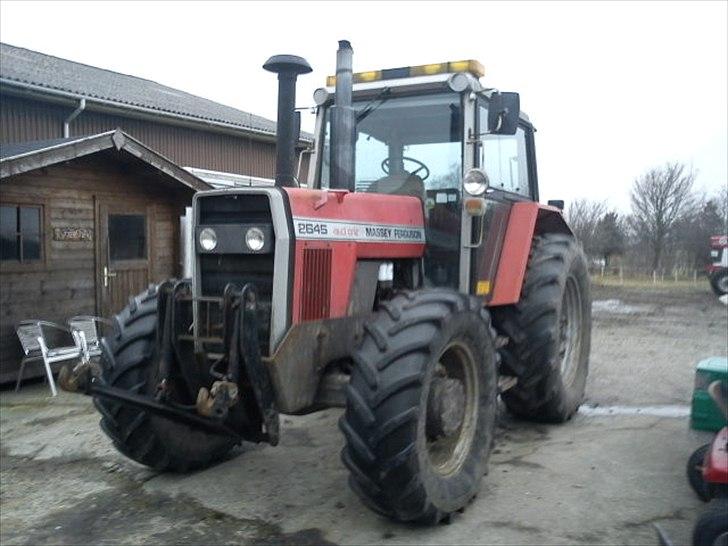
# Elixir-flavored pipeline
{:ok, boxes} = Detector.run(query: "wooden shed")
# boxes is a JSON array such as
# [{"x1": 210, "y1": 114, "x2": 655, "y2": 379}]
[{"x1": 0, "y1": 129, "x2": 209, "y2": 383}]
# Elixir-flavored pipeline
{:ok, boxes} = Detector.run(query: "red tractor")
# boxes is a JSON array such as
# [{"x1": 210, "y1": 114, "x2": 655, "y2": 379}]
[
  {"x1": 708, "y1": 235, "x2": 728, "y2": 295},
  {"x1": 61, "y1": 41, "x2": 591, "y2": 524}
]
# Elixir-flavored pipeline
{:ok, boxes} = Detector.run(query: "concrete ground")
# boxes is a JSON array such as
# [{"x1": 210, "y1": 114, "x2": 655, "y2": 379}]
[{"x1": 1, "y1": 283, "x2": 726, "y2": 545}]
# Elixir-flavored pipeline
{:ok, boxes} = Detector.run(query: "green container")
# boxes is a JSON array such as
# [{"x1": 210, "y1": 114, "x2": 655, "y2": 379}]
[{"x1": 691, "y1": 357, "x2": 728, "y2": 431}]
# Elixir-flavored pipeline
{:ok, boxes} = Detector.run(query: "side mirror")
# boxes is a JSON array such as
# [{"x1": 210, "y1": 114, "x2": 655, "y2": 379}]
[
  {"x1": 487, "y1": 92, "x2": 520, "y2": 135},
  {"x1": 547, "y1": 199, "x2": 565, "y2": 210}
]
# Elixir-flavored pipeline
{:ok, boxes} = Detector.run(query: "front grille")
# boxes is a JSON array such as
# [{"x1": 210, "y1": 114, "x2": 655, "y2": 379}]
[
  {"x1": 199, "y1": 194, "x2": 271, "y2": 225},
  {"x1": 197, "y1": 193, "x2": 275, "y2": 354}
]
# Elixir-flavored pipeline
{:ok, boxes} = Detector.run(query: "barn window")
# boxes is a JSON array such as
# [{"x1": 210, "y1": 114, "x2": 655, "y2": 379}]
[
  {"x1": 0, "y1": 204, "x2": 42, "y2": 263},
  {"x1": 108, "y1": 214, "x2": 147, "y2": 261}
]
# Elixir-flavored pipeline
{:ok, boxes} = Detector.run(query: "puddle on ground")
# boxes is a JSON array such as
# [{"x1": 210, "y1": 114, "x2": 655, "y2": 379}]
[{"x1": 592, "y1": 299, "x2": 652, "y2": 315}]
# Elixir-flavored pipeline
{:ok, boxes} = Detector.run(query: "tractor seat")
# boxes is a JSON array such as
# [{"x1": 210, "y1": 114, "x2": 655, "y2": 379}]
[{"x1": 366, "y1": 173, "x2": 426, "y2": 204}]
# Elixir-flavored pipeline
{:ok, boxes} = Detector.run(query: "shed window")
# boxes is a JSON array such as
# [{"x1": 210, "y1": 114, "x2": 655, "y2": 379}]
[
  {"x1": 0, "y1": 205, "x2": 42, "y2": 263},
  {"x1": 109, "y1": 214, "x2": 147, "y2": 261}
]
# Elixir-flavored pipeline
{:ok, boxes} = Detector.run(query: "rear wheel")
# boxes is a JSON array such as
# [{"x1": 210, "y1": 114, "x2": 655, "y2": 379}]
[
  {"x1": 340, "y1": 289, "x2": 498, "y2": 524},
  {"x1": 94, "y1": 284, "x2": 237, "y2": 472},
  {"x1": 693, "y1": 498, "x2": 728, "y2": 546},
  {"x1": 492, "y1": 233, "x2": 591, "y2": 422},
  {"x1": 710, "y1": 270, "x2": 728, "y2": 296}
]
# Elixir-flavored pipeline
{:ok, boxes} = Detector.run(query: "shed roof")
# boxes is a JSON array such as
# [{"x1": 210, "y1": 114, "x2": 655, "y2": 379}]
[
  {"x1": 0, "y1": 42, "x2": 282, "y2": 139},
  {"x1": 0, "y1": 129, "x2": 210, "y2": 191}
]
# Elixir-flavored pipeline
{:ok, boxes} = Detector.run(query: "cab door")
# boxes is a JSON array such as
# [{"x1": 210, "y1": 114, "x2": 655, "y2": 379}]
[
  {"x1": 96, "y1": 198, "x2": 154, "y2": 317},
  {"x1": 467, "y1": 101, "x2": 537, "y2": 302}
]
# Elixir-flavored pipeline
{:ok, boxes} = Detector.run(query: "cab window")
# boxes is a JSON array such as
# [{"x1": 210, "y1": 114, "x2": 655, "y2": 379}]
[
  {"x1": 478, "y1": 105, "x2": 530, "y2": 197},
  {"x1": 318, "y1": 93, "x2": 462, "y2": 194}
]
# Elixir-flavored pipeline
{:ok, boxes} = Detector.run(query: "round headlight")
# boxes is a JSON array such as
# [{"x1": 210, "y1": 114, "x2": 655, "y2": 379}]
[
  {"x1": 199, "y1": 228, "x2": 217, "y2": 251},
  {"x1": 245, "y1": 227, "x2": 265, "y2": 252},
  {"x1": 463, "y1": 168, "x2": 490, "y2": 196}
]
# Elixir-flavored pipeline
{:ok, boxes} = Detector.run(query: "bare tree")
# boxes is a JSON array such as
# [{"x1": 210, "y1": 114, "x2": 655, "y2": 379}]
[
  {"x1": 629, "y1": 162, "x2": 695, "y2": 271},
  {"x1": 716, "y1": 186, "x2": 728, "y2": 233},
  {"x1": 566, "y1": 199, "x2": 606, "y2": 256}
]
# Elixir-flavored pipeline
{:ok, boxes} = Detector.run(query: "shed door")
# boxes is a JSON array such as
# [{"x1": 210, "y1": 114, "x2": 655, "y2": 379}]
[{"x1": 97, "y1": 199, "x2": 154, "y2": 318}]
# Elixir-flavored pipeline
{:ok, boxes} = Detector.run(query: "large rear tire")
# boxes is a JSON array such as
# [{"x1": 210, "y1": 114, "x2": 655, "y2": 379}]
[
  {"x1": 492, "y1": 233, "x2": 591, "y2": 422},
  {"x1": 94, "y1": 285, "x2": 237, "y2": 472},
  {"x1": 340, "y1": 289, "x2": 498, "y2": 524}
]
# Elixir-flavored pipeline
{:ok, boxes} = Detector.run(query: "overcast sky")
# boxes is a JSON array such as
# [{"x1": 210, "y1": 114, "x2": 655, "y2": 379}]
[{"x1": 1, "y1": 1, "x2": 726, "y2": 210}]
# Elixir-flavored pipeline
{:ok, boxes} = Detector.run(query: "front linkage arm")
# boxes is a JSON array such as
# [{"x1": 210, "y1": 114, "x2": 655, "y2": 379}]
[
  {"x1": 202, "y1": 283, "x2": 280, "y2": 445},
  {"x1": 59, "y1": 281, "x2": 279, "y2": 446}
]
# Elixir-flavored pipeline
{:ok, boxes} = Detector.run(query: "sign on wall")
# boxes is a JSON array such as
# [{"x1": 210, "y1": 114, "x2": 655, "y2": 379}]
[{"x1": 53, "y1": 227, "x2": 93, "y2": 242}]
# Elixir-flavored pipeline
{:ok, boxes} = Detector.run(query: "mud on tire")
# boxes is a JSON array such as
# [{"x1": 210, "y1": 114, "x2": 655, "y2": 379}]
[
  {"x1": 491, "y1": 233, "x2": 591, "y2": 422},
  {"x1": 340, "y1": 289, "x2": 498, "y2": 524},
  {"x1": 94, "y1": 285, "x2": 237, "y2": 472}
]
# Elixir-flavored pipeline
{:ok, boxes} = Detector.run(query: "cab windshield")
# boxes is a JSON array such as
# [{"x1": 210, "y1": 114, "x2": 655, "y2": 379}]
[
  {"x1": 318, "y1": 91, "x2": 464, "y2": 289},
  {"x1": 319, "y1": 93, "x2": 463, "y2": 193}
]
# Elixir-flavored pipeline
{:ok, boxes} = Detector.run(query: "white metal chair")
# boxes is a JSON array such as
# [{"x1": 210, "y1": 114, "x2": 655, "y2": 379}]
[
  {"x1": 67, "y1": 316, "x2": 113, "y2": 363},
  {"x1": 14, "y1": 320, "x2": 82, "y2": 396}
]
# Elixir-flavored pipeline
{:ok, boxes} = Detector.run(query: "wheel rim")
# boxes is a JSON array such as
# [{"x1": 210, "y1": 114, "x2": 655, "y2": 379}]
[
  {"x1": 558, "y1": 276, "x2": 582, "y2": 386},
  {"x1": 425, "y1": 342, "x2": 479, "y2": 476}
]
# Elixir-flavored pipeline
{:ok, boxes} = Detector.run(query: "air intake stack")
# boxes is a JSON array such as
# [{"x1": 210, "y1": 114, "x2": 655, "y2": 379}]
[{"x1": 263, "y1": 54, "x2": 312, "y2": 187}]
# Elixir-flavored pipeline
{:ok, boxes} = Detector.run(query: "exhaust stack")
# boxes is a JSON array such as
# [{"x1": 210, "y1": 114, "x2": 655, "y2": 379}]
[
  {"x1": 263, "y1": 54, "x2": 312, "y2": 187},
  {"x1": 329, "y1": 40, "x2": 356, "y2": 192}
]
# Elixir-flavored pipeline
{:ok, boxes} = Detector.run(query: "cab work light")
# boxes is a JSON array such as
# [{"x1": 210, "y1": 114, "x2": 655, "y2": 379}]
[{"x1": 326, "y1": 59, "x2": 484, "y2": 86}]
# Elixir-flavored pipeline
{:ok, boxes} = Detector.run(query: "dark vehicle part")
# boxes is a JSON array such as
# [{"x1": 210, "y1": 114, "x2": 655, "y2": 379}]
[
  {"x1": 710, "y1": 270, "x2": 728, "y2": 296},
  {"x1": 688, "y1": 444, "x2": 712, "y2": 502},
  {"x1": 492, "y1": 233, "x2": 591, "y2": 422},
  {"x1": 692, "y1": 498, "x2": 728, "y2": 546},
  {"x1": 487, "y1": 91, "x2": 520, "y2": 135},
  {"x1": 340, "y1": 290, "x2": 497, "y2": 523},
  {"x1": 263, "y1": 53, "x2": 312, "y2": 187},
  {"x1": 329, "y1": 40, "x2": 355, "y2": 191}
]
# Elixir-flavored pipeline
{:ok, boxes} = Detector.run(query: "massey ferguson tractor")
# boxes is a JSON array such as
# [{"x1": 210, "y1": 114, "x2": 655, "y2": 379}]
[{"x1": 60, "y1": 41, "x2": 591, "y2": 524}]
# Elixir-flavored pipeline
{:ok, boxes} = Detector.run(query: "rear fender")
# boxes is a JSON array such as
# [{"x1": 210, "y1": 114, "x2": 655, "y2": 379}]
[{"x1": 489, "y1": 202, "x2": 572, "y2": 306}]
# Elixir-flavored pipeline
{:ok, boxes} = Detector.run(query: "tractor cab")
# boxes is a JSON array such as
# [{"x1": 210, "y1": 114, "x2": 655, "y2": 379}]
[{"x1": 307, "y1": 59, "x2": 539, "y2": 292}]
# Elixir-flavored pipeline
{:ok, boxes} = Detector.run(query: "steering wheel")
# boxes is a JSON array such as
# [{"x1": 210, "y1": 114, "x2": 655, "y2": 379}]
[{"x1": 381, "y1": 156, "x2": 430, "y2": 181}]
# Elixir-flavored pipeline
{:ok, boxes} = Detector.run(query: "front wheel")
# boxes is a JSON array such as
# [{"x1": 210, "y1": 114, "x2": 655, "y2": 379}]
[
  {"x1": 340, "y1": 289, "x2": 498, "y2": 524},
  {"x1": 94, "y1": 284, "x2": 238, "y2": 472}
]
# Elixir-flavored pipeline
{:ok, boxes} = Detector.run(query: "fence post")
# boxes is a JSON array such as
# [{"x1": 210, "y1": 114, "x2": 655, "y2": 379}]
[
  {"x1": 674, "y1": 269, "x2": 678, "y2": 283},
  {"x1": 653, "y1": 270, "x2": 657, "y2": 284},
  {"x1": 620, "y1": 266, "x2": 624, "y2": 285},
  {"x1": 693, "y1": 269, "x2": 697, "y2": 284}
]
